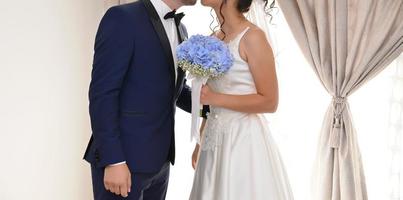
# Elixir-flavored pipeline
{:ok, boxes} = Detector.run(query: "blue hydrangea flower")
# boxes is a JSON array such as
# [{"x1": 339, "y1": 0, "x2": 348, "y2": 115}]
[{"x1": 176, "y1": 35, "x2": 234, "y2": 78}]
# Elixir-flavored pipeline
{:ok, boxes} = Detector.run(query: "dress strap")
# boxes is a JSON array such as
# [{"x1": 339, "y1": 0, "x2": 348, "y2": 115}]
[
  {"x1": 239, "y1": 27, "x2": 251, "y2": 39},
  {"x1": 234, "y1": 27, "x2": 251, "y2": 45}
]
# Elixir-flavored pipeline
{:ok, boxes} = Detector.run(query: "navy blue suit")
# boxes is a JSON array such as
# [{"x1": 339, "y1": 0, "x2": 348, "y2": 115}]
[{"x1": 83, "y1": 0, "x2": 207, "y2": 199}]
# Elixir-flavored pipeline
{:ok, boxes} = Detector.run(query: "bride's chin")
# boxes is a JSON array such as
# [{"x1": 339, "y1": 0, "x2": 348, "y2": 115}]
[
  {"x1": 200, "y1": 0, "x2": 208, "y2": 6},
  {"x1": 200, "y1": 0, "x2": 215, "y2": 7}
]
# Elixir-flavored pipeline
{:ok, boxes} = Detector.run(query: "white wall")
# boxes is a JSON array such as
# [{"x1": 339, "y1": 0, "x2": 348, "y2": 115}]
[{"x1": 0, "y1": 0, "x2": 103, "y2": 199}]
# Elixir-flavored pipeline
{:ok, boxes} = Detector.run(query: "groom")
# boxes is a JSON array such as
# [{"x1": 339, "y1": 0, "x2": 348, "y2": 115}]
[{"x1": 83, "y1": 0, "x2": 208, "y2": 199}]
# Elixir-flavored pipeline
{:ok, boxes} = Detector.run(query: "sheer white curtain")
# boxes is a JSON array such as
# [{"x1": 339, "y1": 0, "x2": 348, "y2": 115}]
[{"x1": 388, "y1": 54, "x2": 403, "y2": 200}]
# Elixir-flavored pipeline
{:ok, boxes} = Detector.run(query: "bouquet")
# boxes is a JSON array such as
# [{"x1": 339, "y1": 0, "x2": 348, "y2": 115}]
[{"x1": 176, "y1": 35, "x2": 234, "y2": 143}]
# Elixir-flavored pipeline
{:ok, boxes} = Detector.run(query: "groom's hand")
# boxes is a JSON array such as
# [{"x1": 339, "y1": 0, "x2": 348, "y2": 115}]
[{"x1": 104, "y1": 163, "x2": 132, "y2": 197}]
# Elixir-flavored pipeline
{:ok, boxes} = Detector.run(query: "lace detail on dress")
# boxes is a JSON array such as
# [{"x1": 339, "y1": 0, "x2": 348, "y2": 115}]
[{"x1": 201, "y1": 111, "x2": 228, "y2": 151}]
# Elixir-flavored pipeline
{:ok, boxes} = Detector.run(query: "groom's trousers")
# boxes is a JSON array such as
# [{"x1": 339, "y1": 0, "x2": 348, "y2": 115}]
[{"x1": 91, "y1": 162, "x2": 170, "y2": 200}]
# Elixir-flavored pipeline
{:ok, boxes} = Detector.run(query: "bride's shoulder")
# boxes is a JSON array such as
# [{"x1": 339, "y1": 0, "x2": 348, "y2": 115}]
[
  {"x1": 242, "y1": 24, "x2": 268, "y2": 45},
  {"x1": 240, "y1": 23, "x2": 273, "y2": 57}
]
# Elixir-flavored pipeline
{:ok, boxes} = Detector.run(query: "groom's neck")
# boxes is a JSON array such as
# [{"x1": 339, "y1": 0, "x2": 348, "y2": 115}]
[{"x1": 162, "y1": 0, "x2": 182, "y2": 10}]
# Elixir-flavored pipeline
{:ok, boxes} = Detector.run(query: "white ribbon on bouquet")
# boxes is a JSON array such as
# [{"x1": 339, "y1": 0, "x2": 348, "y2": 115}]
[{"x1": 187, "y1": 74, "x2": 209, "y2": 144}]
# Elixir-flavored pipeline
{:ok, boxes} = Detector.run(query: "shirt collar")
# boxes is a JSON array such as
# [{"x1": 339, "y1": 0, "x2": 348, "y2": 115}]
[{"x1": 150, "y1": 0, "x2": 174, "y2": 21}]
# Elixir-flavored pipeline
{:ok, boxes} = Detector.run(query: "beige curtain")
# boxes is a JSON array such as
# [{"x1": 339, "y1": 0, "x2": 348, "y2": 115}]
[{"x1": 276, "y1": 0, "x2": 403, "y2": 199}]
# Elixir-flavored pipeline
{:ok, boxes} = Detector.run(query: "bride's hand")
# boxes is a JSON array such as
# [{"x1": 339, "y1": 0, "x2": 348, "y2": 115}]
[
  {"x1": 201, "y1": 85, "x2": 221, "y2": 106},
  {"x1": 192, "y1": 144, "x2": 200, "y2": 169}
]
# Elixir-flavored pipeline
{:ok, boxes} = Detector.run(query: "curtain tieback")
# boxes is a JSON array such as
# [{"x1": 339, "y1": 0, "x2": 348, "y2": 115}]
[{"x1": 330, "y1": 96, "x2": 346, "y2": 148}]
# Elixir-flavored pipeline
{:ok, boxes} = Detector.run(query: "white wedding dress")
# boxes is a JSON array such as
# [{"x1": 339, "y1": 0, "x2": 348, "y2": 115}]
[{"x1": 189, "y1": 27, "x2": 294, "y2": 200}]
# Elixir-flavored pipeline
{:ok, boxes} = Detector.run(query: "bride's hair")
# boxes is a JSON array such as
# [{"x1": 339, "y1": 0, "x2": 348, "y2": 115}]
[
  {"x1": 213, "y1": 0, "x2": 275, "y2": 40},
  {"x1": 238, "y1": 0, "x2": 275, "y2": 14}
]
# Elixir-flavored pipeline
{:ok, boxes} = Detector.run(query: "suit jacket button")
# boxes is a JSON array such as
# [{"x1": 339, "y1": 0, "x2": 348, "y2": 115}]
[{"x1": 95, "y1": 151, "x2": 100, "y2": 162}]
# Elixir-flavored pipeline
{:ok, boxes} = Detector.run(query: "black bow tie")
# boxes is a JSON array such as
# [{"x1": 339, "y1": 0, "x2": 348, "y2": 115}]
[{"x1": 164, "y1": 10, "x2": 185, "y2": 26}]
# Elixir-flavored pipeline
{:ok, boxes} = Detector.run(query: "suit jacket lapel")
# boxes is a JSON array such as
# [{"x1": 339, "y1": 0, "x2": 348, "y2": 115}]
[{"x1": 142, "y1": 0, "x2": 176, "y2": 84}]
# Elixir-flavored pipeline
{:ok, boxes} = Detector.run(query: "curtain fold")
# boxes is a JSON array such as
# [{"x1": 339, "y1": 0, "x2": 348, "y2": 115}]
[{"x1": 277, "y1": 0, "x2": 403, "y2": 199}]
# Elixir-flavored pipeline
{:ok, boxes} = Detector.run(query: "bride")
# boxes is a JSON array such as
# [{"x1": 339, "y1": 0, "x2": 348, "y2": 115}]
[{"x1": 188, "y1": 0, "x2": 294, "y2": 199}]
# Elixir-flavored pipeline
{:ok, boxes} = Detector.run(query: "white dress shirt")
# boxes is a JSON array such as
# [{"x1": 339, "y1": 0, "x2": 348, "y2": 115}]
[
  {"x1": 111, "y1": 0, "x2": 180, "y2": 167},
  {"x1": 151, "y1": 0, "x2": 179, "y2": 80}
]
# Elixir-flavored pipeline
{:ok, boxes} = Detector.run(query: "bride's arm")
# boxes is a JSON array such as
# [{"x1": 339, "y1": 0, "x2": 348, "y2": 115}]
[{"x1": 201, "y1": 28, "x2": 278, "y2": 114}]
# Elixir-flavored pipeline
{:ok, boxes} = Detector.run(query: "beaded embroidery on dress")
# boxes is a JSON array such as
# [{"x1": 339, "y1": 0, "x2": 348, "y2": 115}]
[{"x1": 189, "y1": 27, "x2": 294, "y2": 200}]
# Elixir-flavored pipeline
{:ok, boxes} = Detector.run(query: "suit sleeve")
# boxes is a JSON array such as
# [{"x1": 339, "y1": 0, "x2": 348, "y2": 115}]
[
  {"x1": 176, "y1": 80, "x2": 192, "y2": 113},
  {"x1": 88, "y1": 7, "x2": 134, "y2": 168}
]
